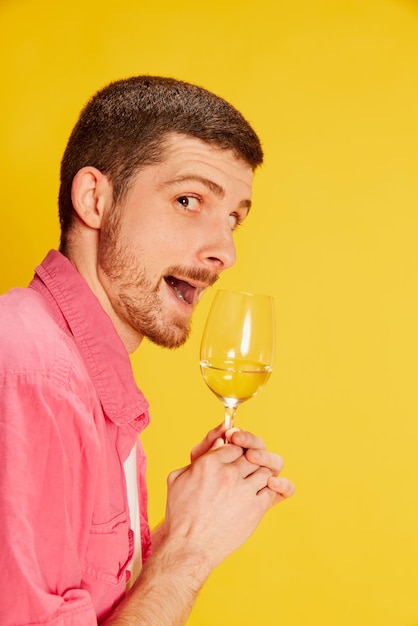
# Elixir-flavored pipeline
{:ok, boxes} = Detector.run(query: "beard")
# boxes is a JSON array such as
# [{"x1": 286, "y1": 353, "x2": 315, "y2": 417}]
[{"x1": 98, "y1": 207, "x2": 217, "y2": 349}]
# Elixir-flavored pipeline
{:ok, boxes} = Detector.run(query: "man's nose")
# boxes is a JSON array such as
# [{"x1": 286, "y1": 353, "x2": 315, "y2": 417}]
[{"x1": 198, "y1": 223, "x2": 236, "y2": 271}]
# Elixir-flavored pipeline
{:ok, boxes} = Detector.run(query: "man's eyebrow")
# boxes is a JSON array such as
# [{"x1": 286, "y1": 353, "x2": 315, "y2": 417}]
[
  {"x1": 160, "y1": 174, "x2": 225, "y2": 197},
  {"x1": 160, "y1": 174, "x2": 252, "y2": 211}
]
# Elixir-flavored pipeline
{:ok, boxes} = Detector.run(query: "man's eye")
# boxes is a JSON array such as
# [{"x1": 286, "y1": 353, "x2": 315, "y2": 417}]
[
  {"x1": 177, "y1": 196, "x2": 199, "y2": 211},
  {"x1": 228, "y1": 213, "x2": 242, "y2": 230}
]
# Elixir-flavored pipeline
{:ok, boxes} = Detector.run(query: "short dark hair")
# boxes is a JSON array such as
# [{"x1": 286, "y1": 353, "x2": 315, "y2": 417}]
[{"x1": 58, "y1": 76, "x2": 263, "y2": 252}]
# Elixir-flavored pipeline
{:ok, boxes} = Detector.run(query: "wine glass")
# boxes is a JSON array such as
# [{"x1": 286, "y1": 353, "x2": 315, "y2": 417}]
[{"x1": 200, "y1": 289, "x2": 275, "y2": 430}]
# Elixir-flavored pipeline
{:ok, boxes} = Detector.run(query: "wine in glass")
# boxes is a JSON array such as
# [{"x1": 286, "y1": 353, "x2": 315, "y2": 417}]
[{"x1": 200, "y1": 289, "x2": 275, "y2": 430}]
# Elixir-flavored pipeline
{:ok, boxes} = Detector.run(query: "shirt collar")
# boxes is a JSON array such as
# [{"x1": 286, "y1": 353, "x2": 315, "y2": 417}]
[{"x1": 31, "y1": 250, "x2": 149, "y2": 430}]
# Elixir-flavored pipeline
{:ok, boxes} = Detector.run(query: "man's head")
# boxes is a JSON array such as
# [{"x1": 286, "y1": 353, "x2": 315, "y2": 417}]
[
  {"x1": 58, "y1": 75, "x2": 263, "y2": 253},
  {"x1": 59, "y1": 77, "x2": 263, "y2": 351}
]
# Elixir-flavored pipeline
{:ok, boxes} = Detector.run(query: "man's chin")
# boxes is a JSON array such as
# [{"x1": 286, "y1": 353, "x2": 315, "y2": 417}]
[
  {"x1": 145, "y1": 320, "x2": 191, "y2": 350},
  {"x1": 147, "y1": 333, "x2": 189, "y2": 350}
]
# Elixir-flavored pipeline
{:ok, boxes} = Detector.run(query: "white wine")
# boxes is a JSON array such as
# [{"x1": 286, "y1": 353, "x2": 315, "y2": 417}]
[
  {"x1": 200, "y1": 290, "x2": 275, "y2": 427},
  {"x1": 200, "y1": 358, "x2": 272, "y2": 407}
]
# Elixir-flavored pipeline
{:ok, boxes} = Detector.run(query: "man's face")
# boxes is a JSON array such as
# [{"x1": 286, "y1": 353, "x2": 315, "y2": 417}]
[{"x1": 98, "y1": 133, "x2": 254, "y2": 349}]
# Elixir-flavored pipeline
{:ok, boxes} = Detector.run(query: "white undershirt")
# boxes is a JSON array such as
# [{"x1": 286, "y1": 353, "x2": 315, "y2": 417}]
[{"x1": 123, "y1": 439, "x2": 142, "y2": 588}]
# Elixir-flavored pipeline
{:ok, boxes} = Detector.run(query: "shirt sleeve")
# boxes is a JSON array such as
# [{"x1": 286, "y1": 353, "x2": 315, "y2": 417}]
[{"x1": 0, "y1": 375, "x2": 99, "y2": 625}]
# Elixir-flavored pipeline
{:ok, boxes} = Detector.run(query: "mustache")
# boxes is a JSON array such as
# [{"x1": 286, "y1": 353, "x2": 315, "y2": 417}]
[{"x1": 163, "y1": 265, "x2": 220, "y2": 287}]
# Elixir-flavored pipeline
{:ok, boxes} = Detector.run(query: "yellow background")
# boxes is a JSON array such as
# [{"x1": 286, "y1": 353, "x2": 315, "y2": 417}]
[{"x1": 1, "y1": 1, "x2": 418, "y2": 624}]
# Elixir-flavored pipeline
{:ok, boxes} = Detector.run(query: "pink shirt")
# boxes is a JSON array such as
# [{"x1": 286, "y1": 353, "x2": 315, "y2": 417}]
[{"x1": 0, "y1": 250, "x2": 151, "y2": 624}]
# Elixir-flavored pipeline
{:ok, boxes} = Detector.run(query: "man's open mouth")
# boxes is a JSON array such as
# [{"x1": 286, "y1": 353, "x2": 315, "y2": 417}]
[{"x1": 164, "y1": 276, "x2": 197, "y2": 305}]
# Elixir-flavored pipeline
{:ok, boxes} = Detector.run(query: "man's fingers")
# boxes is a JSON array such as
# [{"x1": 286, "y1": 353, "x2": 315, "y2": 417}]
[
  {"x1": 267, "y1": 475, "x2": 295, "y2": 499},
  {"x1": 211, "y1": 442, "x2": 244, "y2": 464},
  {"x1": 211, "y1": 437, "x2": 225, "y2": 450},
  {"x1": 228, "y1": 428, "x2": 265, "y2": 450},
  {"x1": 190, "y1": 423, "x2": 226, "y2": 461},
  {"x1": 224, "y1": 427, "x2": 241, "y2": 442},
  {"x1": 245, "y1": 448, "x2": 284, "y2": 475},
  {"x1": 226, "y1": 429, "x2": 285, "y2": 476}
]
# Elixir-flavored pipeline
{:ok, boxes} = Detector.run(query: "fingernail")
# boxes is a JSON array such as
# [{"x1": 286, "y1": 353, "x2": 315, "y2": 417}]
[{"x1": 225, "y1": 427, "x2": 241, "y2": 442}]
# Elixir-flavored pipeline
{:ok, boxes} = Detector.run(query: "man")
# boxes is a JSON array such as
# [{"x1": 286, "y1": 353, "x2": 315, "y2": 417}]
[{"x1": 0, "y1": 76, "x2": 294, "y2": 625}]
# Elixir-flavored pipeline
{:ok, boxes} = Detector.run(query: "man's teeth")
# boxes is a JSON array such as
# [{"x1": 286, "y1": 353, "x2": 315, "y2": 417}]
[
  {"x1": 167, "y1": 277, "x2": 187, "y2": 303},
  {"x1": 172, "y1": 284, "x2": 186, "y2": 303}
]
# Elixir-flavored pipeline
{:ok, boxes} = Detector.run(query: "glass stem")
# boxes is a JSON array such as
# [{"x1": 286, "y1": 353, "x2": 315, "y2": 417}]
[{"x1": 223, "y1": 405, "x2": 237, "y2": 431}]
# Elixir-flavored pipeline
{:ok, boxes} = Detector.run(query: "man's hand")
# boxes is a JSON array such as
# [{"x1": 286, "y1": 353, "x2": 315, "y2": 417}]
[
  {"x1": 190, "y1": 424, "x2": 295, "y2": 503},
  {"x1": 162, "y1": 425, "x2": 295, "y2": 574},
  {"x1": 226, "y1": 428, "x2": 295, "y2": 503}
]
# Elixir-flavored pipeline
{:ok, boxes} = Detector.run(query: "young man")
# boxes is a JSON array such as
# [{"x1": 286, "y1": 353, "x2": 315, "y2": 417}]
[{"x1": 0, "y1": 76, "x2": 294, "y2": 625}]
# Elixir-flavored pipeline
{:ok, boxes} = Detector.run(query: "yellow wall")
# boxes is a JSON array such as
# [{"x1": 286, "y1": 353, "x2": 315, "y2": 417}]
[{"x1": 1, "y1": 1, "x2": 418, "y2": 624}]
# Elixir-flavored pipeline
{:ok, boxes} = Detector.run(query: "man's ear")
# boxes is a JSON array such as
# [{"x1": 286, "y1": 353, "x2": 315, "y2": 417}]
[{"x1": 71, "y1": 167, "x2": 112, "y2": 229}]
